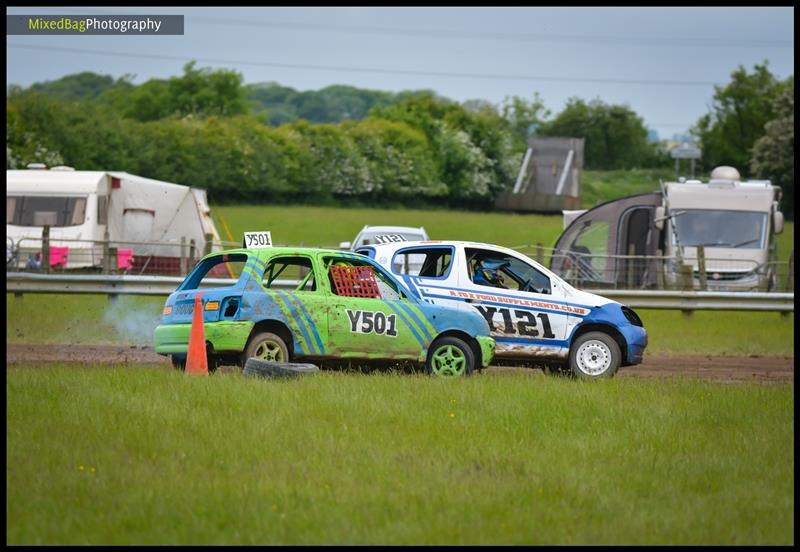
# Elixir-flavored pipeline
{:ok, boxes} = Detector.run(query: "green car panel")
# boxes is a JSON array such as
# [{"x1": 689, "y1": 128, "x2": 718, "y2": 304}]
[{"x1": 154, "y1": 247, "x2": 495, "y2": 368}]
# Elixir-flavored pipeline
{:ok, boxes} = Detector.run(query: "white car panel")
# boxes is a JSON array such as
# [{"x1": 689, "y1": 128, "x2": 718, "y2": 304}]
[{"x1": 360, "y1": 240, "x2": 627, "y2": 363}]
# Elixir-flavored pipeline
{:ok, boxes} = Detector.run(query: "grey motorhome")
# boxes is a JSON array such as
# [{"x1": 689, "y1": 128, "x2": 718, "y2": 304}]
[
  {"x1": 550, "y1": 166, "x2": 784, "y2": 291},
  {"x1": 7, "y1": 167, "x2": 222, "y2": 273}
]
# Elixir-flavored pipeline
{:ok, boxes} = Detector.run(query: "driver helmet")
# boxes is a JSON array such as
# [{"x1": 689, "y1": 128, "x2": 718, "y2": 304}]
[{"x1": 473, "y1": 259, "x2": 508, "y2": 287}]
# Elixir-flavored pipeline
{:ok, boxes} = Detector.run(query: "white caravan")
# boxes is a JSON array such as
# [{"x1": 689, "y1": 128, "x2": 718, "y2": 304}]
[{"x1": 7, "y1": 167, "x2": 221, "y2": 271}]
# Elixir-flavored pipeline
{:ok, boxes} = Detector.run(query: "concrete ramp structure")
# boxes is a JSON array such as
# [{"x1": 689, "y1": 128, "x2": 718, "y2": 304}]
[{"x1": 495, "y1": 137, "x2": 584, "y2": 213}]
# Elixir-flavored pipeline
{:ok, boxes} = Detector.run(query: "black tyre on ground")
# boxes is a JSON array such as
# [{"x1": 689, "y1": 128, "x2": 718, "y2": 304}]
[
  {"x1": 171, "y1": 354, "x2": 185, "y2": 371},
  {"x1": 242, "y1": 331, "x2": 290, "y2": 366},
  {"x1": 243, "y1": 357, "x2": 319, "y2": 379},
  {"x1": 568, "y1": 331, "x2": 622, "y2": 379},
  {"x1": 425, "y1": 336, "x2": 475, "y2": 377}
]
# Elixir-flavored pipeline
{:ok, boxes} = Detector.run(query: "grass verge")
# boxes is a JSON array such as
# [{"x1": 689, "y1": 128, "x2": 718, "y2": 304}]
[{"x1": 6, "y1": 366, "x2": 794, "y2": 545}]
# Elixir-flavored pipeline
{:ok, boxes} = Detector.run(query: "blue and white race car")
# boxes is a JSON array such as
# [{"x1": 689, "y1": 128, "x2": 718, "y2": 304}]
[{"x1": 357, "y1": 240, "x2": 648, "y2": 379}]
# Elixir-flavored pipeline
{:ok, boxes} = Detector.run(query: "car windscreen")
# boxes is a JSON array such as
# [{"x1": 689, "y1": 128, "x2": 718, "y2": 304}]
[{"x1": 672, "y1": 210, "x2": 768, "y2": 249}]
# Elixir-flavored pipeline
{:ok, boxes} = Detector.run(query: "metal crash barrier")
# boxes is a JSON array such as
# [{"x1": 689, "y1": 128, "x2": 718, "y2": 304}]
[{"x1": 6, "y1": 272, "x2": 794, "y2": 312}]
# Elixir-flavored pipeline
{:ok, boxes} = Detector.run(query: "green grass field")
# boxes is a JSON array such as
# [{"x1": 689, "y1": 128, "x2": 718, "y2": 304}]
[
  {"x1": 213, "y1": 204, "x2": 567, "y2": 251},
  {"x1": 6, "y1": 293, "x2": 794, "y2": 356},
  {"x1": 582, "y1": 168, "x2": 674, "y2": 209},
  {"x1": 210, "y1": 204, "x2": 795, "y2": 265},
  {"x1": 6, "y1": 366, "x2": 793, "y2": 545}
]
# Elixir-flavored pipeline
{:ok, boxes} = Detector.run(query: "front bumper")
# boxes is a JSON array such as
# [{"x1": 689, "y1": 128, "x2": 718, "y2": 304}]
[
  {"x1": 624, "y1": 326, "x2": 648, "y2": 366},
  {"x1": 476, "y1": 336, "x2": 496, "y2": 367},
  {"x1": 154, "y1": 321, "x2": 254, "y2": 354}
]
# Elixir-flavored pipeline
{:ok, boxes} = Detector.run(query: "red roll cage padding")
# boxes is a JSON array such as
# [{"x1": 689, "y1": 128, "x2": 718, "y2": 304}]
[{"x1": 329, "y1": 265, "x2": 381, "y2": 298}]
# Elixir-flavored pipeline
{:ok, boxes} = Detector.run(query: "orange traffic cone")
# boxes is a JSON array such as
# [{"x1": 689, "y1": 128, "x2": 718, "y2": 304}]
[{"x1": 185, "y1": 293, "x2": 208, "y2": 375}]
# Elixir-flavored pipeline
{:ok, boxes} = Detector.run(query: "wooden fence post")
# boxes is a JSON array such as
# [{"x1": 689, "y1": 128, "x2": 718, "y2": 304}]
[
  {"x1": 189, "y1": 239, "x2": 196, "y2": 270},
  {"x1": 102, "y1": 229, "x2": 110, "y2": 274},
  {"x1": 180, "y1": 237, "x2": 187, "y2": 276},
  {"x1": 697, "y1": 245, "x2": 707, "y2": 291},
  {"x1": 627, "y1": 243, "x2": 635, "y2": 289},
  {"x1": 204, "y1": 233, "x2": 213, "y2": 257},
  {"x1": 42, "y1": 225, "x2": 50, "y2": 274},
  {"x1": 109, "y1": 247, "x2": 118, "y2": 275},
  {"x1": 679, "y1": 264, "x2": 694, "y2": 317}
]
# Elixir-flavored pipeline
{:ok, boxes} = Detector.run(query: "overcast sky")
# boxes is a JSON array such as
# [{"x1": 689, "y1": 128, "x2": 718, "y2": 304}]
[{"x1": 6, "y1": 6, "x2": 795, "y2": 140}]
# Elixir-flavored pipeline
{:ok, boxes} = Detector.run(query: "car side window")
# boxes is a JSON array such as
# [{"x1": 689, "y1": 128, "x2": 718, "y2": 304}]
[
  {"x1": 465, "y1": 248, "x2": 552, "y2": 295},
  {"x1": 323, "y1": 256, "x2": 406, "y2": 301},
  {"x1": 182, "y1": 253, "x2": 247, "y2": 290},
  {"x1": 262, "y1": 256, "x2": 317, "y2": 292},
  {"x1": 392, "y1": 247, "x2": 452, "y2": 277}
]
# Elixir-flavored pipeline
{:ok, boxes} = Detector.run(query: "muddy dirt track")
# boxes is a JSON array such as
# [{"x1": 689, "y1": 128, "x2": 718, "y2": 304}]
[{"x1": 6, "y1": 344, "x2": 794, "y2": 383}]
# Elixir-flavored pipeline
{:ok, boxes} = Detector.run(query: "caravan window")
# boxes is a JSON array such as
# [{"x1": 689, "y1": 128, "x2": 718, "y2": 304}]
[
  {"x1": 8, "y1": 196, "x2": 88, "y2": 227},
  {"x1": 7, "y1": 197, "x2": 16, "y2": 221}
]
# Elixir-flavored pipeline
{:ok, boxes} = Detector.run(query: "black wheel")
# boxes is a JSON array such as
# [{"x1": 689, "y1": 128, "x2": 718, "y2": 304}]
[
  {"x1": 568, "y1": 331, "x2": 622, "y2": 379},
  {"x1": 242, "y1": 331, "x2": 290, "y2": 365},
  {"x1": 171, "y1": 355, "x2": 186, "y2": 371},
  {"x1": 243, "y1": 358, "x2": 319, "y2": 379},
  {"x1": 426, "y1": 336, "x2": 475, "y2": 377}
]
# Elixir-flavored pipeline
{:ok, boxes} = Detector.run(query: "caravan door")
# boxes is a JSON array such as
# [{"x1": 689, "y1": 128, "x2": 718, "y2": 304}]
[
  {"x1": 122, "y1": 208, "x2": 155, "y2": 251},
  {"x1": 617, "y1": 204, "x2": 661, "y2": 288}
]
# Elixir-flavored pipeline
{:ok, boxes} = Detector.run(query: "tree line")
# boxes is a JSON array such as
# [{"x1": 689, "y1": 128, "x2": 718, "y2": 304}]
[{"x1": 6, "y1": 61, "x2": 793, "y2": 214}]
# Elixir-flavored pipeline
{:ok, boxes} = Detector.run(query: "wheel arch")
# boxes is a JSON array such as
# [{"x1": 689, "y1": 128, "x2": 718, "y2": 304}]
[
  {"x1": 247, "y1": 319, "x2": 295, "y2": 358},
  {"x1": 570, "y1": 323, "x2": 628, "y2": 365},
  {"x1": 432, "y1": 329, "x2": 483, "y2": 367}
]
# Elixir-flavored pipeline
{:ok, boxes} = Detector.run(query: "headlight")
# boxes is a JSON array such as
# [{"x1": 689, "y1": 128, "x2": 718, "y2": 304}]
[{"x1": 621, "y1": 306, "x2": 643, "y2": 327}]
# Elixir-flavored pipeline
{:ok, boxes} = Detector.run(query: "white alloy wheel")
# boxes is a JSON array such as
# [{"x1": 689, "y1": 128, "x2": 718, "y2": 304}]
[
  {"x1": 568, "y1": 331, "x2": 622, "y2": 379},
  {"x1": 575, "y1": 339, "x2": 612, "y2": 376}
]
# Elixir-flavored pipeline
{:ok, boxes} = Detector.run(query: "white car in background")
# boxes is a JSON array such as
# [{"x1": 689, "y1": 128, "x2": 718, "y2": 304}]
[
  {"x1": 339, "y1": 225, "x2": 429, "y2": 250},
  {"x1": 357, "y1": 240, "x2": 648, "y2": 379},
  {"x1": 340, "y1": 225, "x2": 429, "y2": 274}
]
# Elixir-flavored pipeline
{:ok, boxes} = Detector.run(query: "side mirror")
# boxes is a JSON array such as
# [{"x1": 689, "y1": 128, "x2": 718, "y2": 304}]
[
  {"x1": 773, "y1": 211, "x2": 784, "y2": 235},
  {"x1": 654, "y1": 206, "x2": 665, "y2": 230},
  {"x1": 339, "y1": 241, "x2": 351, "y2": 250}
]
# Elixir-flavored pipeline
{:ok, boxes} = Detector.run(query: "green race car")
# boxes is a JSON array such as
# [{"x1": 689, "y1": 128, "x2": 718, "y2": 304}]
[{"x1": 154, "y1": 245, "x2": 495, "y2": 376}]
